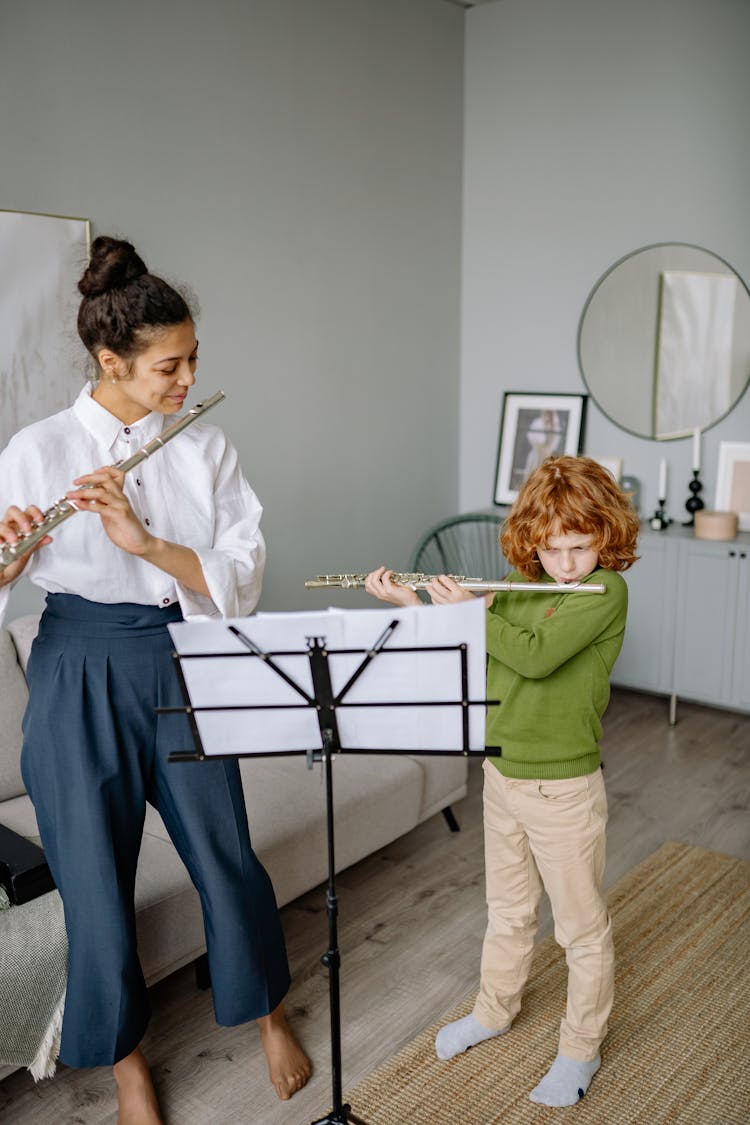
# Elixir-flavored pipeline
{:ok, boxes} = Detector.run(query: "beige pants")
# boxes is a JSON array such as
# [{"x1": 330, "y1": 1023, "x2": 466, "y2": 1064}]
[{"x1": 473, "y1": 760, "x2": 614, "y2": 1061}]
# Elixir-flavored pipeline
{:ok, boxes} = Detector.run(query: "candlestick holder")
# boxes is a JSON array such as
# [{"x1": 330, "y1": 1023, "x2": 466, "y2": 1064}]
[
  {"x1": 649, "y1": 499, "x2": 670, "y2": 531},
  {"x1": 682, "y1": 470, "x2": 705, "y2": 526}
]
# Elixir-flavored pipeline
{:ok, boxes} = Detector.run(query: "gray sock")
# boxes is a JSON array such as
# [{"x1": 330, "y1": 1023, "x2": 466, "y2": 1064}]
[
  {"x1": 435, "y1": 1014, "x2": 508, "y2": 1061},
  {"x1": 529, "y1": 1053, "x2": 601, "y2": 1107}
]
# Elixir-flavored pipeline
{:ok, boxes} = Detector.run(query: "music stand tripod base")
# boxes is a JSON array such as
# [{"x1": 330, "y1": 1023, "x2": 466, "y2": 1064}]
[{"x1": 311, "y1": 1107, "x2": 369, "y2": 1125}]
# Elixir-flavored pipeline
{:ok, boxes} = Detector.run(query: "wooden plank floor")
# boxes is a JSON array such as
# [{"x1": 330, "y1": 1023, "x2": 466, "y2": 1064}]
[{"x1": 1, "y1": 688, "x2": 748, "y2": 1124}]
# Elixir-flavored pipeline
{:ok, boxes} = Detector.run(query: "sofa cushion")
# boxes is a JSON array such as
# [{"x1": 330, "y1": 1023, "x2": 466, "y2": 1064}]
[
  {"x1": 0, "y1": 795, "x2": 40, "y2": 840},
  {"x1": 413, "y1": 755, "x2": 468, "y2": 822},
  {"x1": 6, "y1": 615, "x2": 39, "y2": 675},
  {"x1": 247, "y1": 754, "x2": 424, "y2": 906},
  {"x1": 0, "y1": 631, "x2": 28, "y2": 801}
]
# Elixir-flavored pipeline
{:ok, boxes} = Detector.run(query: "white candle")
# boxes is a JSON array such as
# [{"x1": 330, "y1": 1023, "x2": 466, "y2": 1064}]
[
  {"x1": 692, "y1": 427, "x2": 701, "y2": 473},
  {"x1": 658, "y1": 458, "x2": 667, "y2": 501}
]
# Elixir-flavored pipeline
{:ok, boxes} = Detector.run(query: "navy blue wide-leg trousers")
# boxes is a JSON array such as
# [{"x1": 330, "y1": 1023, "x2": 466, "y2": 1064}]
[{"x1": 21, "y1": 594, "x2": 291, "y2": 1068}]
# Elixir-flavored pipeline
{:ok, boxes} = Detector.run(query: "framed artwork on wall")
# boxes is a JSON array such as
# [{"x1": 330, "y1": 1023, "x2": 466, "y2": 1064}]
[
  {"x1": 493, "y1": 392, "x2": 588, "y2": 505},
  {"x1": 0, "y1": 209, "x2": 91, "y2": 451},
  {"x1": 590, "y1": 455, "x2": 623, "y2": 482},
  {"x1": 715, "y1": 441, "x2": 750, "y2": 531}
]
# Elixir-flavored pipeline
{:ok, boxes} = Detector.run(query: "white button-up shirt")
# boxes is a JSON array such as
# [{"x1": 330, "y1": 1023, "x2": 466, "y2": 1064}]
[{"x1": 0, "y1": 385, "x2": 265, "y2": 625}]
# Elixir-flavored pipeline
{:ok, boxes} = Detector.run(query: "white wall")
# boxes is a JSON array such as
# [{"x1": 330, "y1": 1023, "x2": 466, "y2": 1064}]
[
  {"x1": 0, "y1": 0, "x2": 463, "y2": 619},
  {"x1": 461, "y1": 0, "x2": 750, "y2": 519}
]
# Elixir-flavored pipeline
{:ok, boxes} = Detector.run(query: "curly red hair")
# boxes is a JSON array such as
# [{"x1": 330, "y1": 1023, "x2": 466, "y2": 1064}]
[{"x1": 500, "y1": 455, "x2": 640, "y2": 579}]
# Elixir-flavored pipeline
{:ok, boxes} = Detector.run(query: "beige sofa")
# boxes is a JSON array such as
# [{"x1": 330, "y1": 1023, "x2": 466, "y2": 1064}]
[{"x1": 0, "y1": 613, "x2": 467, "y2": 1079}]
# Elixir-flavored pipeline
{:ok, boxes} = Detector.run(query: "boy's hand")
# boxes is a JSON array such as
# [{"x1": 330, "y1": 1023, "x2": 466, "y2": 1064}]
[
  {"x1": 424, "y1": 574, "x2": 477, "y2": 604},
  {"x1": 364, "y1": 567, "x2": 421, "y2": 607}
]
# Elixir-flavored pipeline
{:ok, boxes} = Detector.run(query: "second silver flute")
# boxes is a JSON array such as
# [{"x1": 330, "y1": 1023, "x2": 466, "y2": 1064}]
[
  {"x1": 0, "y1": 390, "x2": 226, "y2": 572},
  {"x1": 305, "y1": 573, "x2": 606, "y2": 594}
]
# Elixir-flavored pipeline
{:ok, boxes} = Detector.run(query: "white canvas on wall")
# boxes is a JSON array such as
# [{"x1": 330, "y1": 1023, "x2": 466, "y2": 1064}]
[{"x1": 0, "y1": 210, "x2": 90, "y2": 451}]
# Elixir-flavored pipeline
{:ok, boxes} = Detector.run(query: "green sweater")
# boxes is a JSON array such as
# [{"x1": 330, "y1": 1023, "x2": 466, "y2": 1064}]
[{"x1": 485, "y1": 567, "x2": 628, "y2": 779}]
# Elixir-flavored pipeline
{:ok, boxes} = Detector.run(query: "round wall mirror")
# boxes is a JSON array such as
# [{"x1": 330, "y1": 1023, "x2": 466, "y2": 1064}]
[{"x1": 577, "y1": 243, "x2": 750, "y2": 440}]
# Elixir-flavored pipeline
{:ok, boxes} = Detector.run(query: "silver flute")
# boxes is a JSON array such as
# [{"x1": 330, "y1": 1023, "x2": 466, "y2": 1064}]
[
  {"x1": 305, "y1": 573, "x2": 606, "y2": 594},
  {"x1": 0, "y1": 390, "x2": 225, "y2": 572}
]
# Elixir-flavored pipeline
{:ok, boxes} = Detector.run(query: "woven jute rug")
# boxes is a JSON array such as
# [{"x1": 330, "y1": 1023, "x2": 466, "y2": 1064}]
[{"x1": 345, "y1": 841, "x2": 750, "y2": 1124}]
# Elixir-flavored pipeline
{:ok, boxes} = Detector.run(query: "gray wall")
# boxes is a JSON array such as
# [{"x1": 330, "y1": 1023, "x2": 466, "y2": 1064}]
[
  {"x1": 461, "y1": 0, "x2": 750, "y2": 518},
  {"x1": 0, "y1": 0, "x2": 463, "y2": 619}
]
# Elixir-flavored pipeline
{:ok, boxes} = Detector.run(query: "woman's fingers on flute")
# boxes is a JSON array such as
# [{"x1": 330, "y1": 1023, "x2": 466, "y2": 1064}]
[
  {"x1": 72, "y1": 465, "x2": 125, "y2": 489},
  {"x1": 1, "y1": 505, "x2": 47, "y2": 541},
  {"x1": 0, "y1": 506, "x2": 51, "y2": 584},
  {"x1": 66, "y1": 471, "x2": 152, "y2": 556},
  {"x1": 68, "y1": 467, "x2": 130, "y2": 513},
  {"x1": 25, "y1": 506, "x2": 52, "y2": 551},
  {"x1": 1, "y1": 505, "x2": 30, "y2": 541}
]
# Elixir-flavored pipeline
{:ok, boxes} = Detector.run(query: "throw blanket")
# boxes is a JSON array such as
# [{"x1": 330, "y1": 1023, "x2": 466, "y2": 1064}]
[{"x1": 0, "y1": 885, "x2": 67, "y2": 1079}]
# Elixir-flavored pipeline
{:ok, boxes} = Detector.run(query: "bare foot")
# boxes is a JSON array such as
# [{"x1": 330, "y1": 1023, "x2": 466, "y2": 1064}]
[
  {"x1": 113, "y1": 1046, "x2": 164, "y2": 1124},
  {"x1": 258, "y1": 1002, "x2": 312, "y2": 1100}
]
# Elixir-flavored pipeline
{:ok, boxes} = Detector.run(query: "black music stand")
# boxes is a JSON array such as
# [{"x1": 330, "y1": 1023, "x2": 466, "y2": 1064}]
[{"x1": 164, "y1": 605, "x2": 496, "y2": 1125}]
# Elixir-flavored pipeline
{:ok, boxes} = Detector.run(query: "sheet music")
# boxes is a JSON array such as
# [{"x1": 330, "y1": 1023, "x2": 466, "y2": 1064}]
[
  {"x1": 327, "y1": 601, "x2": 486, "y2": 752},
  {"x1": 167, "y1": 599, "x2": 487, "y2": 756}
]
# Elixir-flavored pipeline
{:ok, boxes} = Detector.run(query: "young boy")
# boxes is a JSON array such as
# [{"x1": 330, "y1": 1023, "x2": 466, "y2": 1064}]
[{"x1": 365, "y1": 455, "x2": 639, "y2": 1107}]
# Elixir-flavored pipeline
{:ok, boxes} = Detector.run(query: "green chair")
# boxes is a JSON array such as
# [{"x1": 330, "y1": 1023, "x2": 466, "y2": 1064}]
[
  {"x1": 409, "y1": 512, "x2": 507, "y2": 580},
  {"x1": 409, "y1": 512, "x2": 507, "y2": 834}
]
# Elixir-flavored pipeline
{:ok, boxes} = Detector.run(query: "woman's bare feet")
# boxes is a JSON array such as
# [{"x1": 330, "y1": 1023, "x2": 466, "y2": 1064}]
[
  {"x1": 113, "y1": 1046, "x2": 164, "y2": 1124},
  {"x1": 257, "y1": 1002, "x2": 312, "y2": 1100}
]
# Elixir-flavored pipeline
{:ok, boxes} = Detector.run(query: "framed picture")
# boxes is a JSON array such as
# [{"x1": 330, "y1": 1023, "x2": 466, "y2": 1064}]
[
  {"x1": 715, "y1": 441, "x2": 750, "y2": 531},
  {"x1": 591, "y1": 455, "x2": 623, "y2": 482},
  {"x1": 0, "y1": 209, "x2": 91, "y2": 451},
  {"x1": 493, "y1": 392, "x2": 588, "y2": 505}
]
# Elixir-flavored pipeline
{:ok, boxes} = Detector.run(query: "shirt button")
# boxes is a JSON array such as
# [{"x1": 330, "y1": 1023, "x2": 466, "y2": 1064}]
[
  {"x1": 136, "y1": 478, "x2": 141, "y2": 486},
  {"x1": 144, "y1": 518, "x2": 151, "y2": 527},
  {"x1": 124, "y1": 426, "x2": 131, "y2": 435},
  {"x1": 162, "y1": 597, "x2": 170, "y2": 605}
]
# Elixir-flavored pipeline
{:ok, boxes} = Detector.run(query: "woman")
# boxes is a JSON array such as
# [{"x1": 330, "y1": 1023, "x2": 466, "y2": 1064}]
[{"x1": 0, "y1": 236, "x2": 311, "y2": 1122}]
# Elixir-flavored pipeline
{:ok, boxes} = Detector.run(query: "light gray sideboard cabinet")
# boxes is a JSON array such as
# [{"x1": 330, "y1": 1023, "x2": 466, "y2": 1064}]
[{"x1": 612, "y1": 523, "x2": 750, "y2": 717}]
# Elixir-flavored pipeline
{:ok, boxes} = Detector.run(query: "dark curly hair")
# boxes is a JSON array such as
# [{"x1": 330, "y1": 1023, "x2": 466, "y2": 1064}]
[
  {"x1": 77, "y1": 235, "x2": 193, "y2": 362},
  {"x1": 500, "y1": 455, "x2": 640, "y2": 579}
]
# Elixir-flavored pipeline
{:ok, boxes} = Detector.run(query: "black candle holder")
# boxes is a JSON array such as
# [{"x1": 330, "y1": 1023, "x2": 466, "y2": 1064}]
[
  {"x1": 683, "y1": 470, "x2": 705, "y2": 526},
  {"x1": 649, "y1": 499, "x2": 670, "y2": 531}
]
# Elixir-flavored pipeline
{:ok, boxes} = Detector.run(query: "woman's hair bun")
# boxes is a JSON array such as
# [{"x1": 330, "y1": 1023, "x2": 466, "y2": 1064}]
[{"x1": 78, "y1": 236, "x2": 148, "y2": 298}]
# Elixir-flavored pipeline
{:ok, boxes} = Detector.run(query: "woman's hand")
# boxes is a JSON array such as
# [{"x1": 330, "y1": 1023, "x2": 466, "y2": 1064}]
[
  {"x1": 68, "y1": 467, "x2": 211, "y2": 597},
  {"x1": 364, "y1": 567, "x2": 421, "y2": 607},
  {"x1": 68, "y1": 466, "x2": 153, "y2": 556},
  {"x1": 423, "y1": 574, "x2": 477, "y2": 605},
  {"x1": 0, "y1": 505, "x2": 52, "y2": 586}
]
